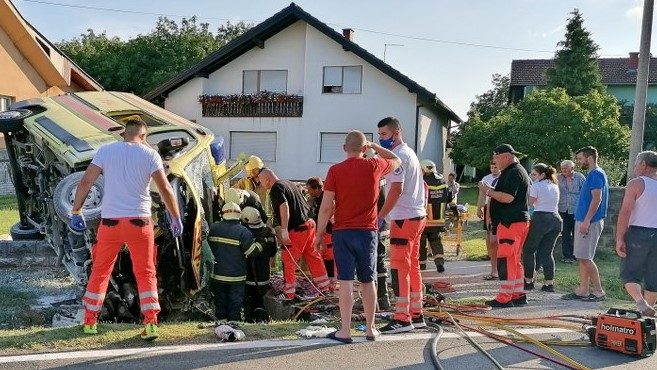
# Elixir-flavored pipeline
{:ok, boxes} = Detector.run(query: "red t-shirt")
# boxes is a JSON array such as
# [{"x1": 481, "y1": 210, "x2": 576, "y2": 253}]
[{"x1": 324, "y1": 157, "x2": 393, "y2": 230}]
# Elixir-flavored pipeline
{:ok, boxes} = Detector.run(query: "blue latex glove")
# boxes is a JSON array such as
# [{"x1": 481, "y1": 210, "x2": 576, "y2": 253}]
[
  {"x1": 69, "y1": 212, "x2": 86, "y2": 233},
  {"x1": 170, "y1": 215, "x2": 183, "y2": 238}
]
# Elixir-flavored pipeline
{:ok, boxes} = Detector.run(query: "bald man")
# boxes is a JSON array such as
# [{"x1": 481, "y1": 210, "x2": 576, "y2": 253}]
[
  {"x1": 315, "y1": 130, "x2": 400, "y2": 343},
  {"x1": 257, "y1": 168, "x2": 331, "y2": 300}
]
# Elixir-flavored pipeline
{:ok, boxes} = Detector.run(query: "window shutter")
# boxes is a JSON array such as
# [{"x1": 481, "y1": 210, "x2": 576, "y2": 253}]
[
  {"x1": 323, "y1": 67, "x2": 343, "y2": 87},
  {"x1": 342, "y1": 66, "x2": 362, "y2": 93},
  {"x1": 320, "y1": 132, "x2": 373, "y2": 163},
  {"x1": 260, "y1": 71, "x2": 288, "y2": 92},
  {"x1": 242, "y1": 71, "x2": 258, "y2": 94},
  {"x1": 230, "y1": 132, "x2": 277, "y2": 161}
]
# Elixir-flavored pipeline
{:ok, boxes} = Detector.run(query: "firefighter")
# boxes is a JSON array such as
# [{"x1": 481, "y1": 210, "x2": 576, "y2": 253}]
[
  {"x1": 240, "y1": 206, "x2": 277, "y2": 323},
  {"x1": 306, "y1": 177, "x2": 336, "y2": 283},
  {"x1": 208, "y1": 202, "x2": 263, "y2": 321},
  {"x1": 225, "y1": 187, "x2": 269, "y2": 225},
  {"x1": 234, "y1": 155, "x2": 271, "y2": 219},
  {"x1": 419, "y1": 160, "x2": 453, "y2": 273},
  {"x1": 70, "y1": 117, "x2": 182, "y2": 340},
  {"x1": 257, "y1": 168, "x2": 331, "y2": 300}
]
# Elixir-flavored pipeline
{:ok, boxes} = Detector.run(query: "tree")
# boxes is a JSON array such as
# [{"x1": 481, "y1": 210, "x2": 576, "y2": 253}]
[
  {"x1": 619, "y1": 101, "x2": 657, "y2": 151},
  {"x1": 466, "y1": 73, "x2": 510, "y2": 121},
  {"x1": 58, "y1": 17, "x2": 251, "y2": 96},
  {"x1": 545, "y1": 9, "x2": 604, "y2": 96}
]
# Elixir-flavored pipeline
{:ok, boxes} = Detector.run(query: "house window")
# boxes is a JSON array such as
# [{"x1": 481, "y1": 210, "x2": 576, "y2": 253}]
[
  {"x1": 320, "y1": 132, "x2": 373, "y2": 163},
  {"x1": 0, "y1": 96, "x2": 12, "y2": 112},
  {"x1": 242, "y1": 70, "x2": 288, "y2": 94},
  {"x1": 230, "y1": 131, "x2": 277, "y2": 161},
  {"x1": 322, "y1": 66, "x2": 362, "y2": 94}
]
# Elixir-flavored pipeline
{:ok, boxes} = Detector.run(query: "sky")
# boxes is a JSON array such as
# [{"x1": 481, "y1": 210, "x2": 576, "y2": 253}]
[{"x1": 13, "y1": 0, "x2": 650, "y2": 120}]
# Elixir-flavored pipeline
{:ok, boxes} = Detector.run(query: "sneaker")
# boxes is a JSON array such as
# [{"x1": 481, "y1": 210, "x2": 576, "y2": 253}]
[
  {"x1": 411, "y1": 315, "x2": 427, "y2": 329},
  {"x1": 524, "y1": 282, "x2": 535, "y2": 291},
  {"x1": 380, "y1": 319, "x2": 414, "y2": 334},
  {"x1": 140, "y1": 323, "x2": 159, "y2": 341},
  {"x1": 83, "y1": 324, "x2": 97, "y2": 335},
  {"x1": 436, "y1": 265, "x2": 445, "y2": 273},
  {"x1": 512, "y1": 294, "x2": 528, "y2": 306},
  {"x1": 485, "y1": 298, "x2": 514, "y2": 308},
  {"x1": 541, "y1": 284, "x2": 555, "y2": 292}
]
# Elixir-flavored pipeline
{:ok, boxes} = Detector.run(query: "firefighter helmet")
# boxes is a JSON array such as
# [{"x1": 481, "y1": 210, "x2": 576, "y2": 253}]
[
  {"x1": 241, "y1": 206, "x2": 265, "y2": 228},
  {"x1": 245, "y1": 155, "x2": 264, "y2": 172},
  {"x1": 225, "y1": 188, "x2": 246, "y2": 205},
  {"x1": 222, "y1": 202, "x2": 241, "y2": 220},
  {"x1": 420, "y1": 159, "x2": 437, "y2": 173}
]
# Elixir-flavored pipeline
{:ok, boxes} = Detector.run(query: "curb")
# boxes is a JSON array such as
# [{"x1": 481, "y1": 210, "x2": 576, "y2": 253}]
[{"x1": 0, "y1": 240, "x2": 58, "y2": 267}]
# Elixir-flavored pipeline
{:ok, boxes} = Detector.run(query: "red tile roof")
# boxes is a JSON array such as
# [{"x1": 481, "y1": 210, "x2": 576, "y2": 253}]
[{"x1": 510, "y1": 57, "x2": 657, "y2": 86}]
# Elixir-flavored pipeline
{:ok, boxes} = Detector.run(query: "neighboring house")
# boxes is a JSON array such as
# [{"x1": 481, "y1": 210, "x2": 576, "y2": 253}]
[
  {"x1": 146, "y1": 3, "x2": 461, "y2": 180},
  {"x1": 0, "y1": 0, "x2": 101, "y2": 194},
  {"x1": 510, "y1": 52, "x2": 657, "y2": 105}
]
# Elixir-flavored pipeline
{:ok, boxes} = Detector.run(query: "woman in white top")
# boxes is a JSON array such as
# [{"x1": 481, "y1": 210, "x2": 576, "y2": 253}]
[{"x1": 522, "y1": 163, "x2": 562, "y2": 292}]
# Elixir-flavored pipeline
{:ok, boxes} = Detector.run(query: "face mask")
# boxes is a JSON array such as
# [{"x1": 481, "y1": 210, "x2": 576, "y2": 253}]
[{"x1": 379, "y1": 137, "x2": 395, "y2": 149}]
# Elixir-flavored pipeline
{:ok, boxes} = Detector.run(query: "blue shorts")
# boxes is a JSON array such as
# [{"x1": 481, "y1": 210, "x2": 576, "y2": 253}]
[{"x1": 332, "y1": 229, "x2": 377, "y2": 283}]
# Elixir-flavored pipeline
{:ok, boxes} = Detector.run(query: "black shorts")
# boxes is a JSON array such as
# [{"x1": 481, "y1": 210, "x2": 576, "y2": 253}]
[{"x1": 620, "y1": 226, "x2": 657, "y2": 291}]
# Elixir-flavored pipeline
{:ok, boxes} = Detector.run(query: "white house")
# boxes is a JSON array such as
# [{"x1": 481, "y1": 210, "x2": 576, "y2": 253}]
[{"x1": 146, "y1": 3, "x2": 461, "y2": 180}]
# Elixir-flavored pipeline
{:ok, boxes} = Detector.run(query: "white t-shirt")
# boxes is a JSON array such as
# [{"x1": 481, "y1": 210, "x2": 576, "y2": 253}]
[
  {"x1": 529, "y1": 180, "x2": 560, "y2": 213},
  {"x1": 481, "y1": 173, "x2": 499, "y2": 205},
  {"x1": 384, "y1": 143, "x2": 427, "y2": 220},
  {"x1": 91, "y1": 142, "x2": 164, "y2": 218}
]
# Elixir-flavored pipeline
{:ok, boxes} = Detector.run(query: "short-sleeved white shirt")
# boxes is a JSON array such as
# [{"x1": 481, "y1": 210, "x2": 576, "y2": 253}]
[
  {"x1": 91, "y1": 142, "x2": 164, "y2": 218},
  {"x1": 384, "y1": 143, "x2": 427, "y2": 220},
  {"x1": 481, "y1": 173, "x2": 499, "y2": 205},
  {"x1": 529, "y1": 180, "x2": 560, "y2": 213}
]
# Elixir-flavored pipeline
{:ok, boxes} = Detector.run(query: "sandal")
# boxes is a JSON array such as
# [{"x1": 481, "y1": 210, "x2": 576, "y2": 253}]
[
  {"x1": 483, "y1": 274, "x2": 498, "y2": 281},
  {"x1": 560, "y1": 292, "x2": 589, "y2": 300},
  {"x1": 326, "y1": 331, "x2": 353, "y2": 344}
]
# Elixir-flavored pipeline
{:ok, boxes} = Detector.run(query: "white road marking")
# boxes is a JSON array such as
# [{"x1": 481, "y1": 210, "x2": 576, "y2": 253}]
[{"x1": 0, "y1": 327, "x2": 580, "y2": 364}]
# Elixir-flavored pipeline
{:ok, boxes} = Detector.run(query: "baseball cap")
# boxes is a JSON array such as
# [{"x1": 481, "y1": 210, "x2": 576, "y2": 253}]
[{"x1": 493, "y1": 144, "x2": 523, "y2": 157}]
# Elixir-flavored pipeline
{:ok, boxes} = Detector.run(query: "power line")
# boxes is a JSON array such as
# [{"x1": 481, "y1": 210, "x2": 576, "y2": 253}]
[{"x1": 21, "y1": 0, "x2": 257, "y2": 23}]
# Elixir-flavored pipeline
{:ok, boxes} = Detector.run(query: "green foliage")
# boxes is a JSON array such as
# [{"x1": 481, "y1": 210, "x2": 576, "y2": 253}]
[
  {"x1": 466, "y1": 73, "x2": 510, "y2": 121},
  {"x1": 451, "y1": 88, "x2": 630, "y2": 170},
  {"x1": 618, "y1": 101, "x2": 657, "y2": 151},
  {"x1": 545, "y1": 9, "x2": 604, "y2": 96},
  {"x1": 510, "y1": 88, "x2": 629, "y2": 167},
  {"x1": 57, "y1": 18, "x2": 251, "y2": 96}
]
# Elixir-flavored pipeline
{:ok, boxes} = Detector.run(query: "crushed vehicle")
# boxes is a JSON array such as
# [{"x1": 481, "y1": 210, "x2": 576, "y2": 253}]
[{"x1": 0, "y1": 92, "x2": 247, "y2": 322}]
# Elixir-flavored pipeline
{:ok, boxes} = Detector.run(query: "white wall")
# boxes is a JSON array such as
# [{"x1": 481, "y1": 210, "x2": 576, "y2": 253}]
[
  {"x1": 165, "y1": 20, "x2": 420, "y2": 180},
  {"x1": 416, "y1": 107, "x2": 448, "y2": 173}
]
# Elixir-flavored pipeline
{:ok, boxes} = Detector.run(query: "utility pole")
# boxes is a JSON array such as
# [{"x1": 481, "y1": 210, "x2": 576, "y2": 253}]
[
  {"x1": 627, "y1": 0, "x2": 654, "y2": 179},
  {"x1": 383, "y1": 43, "x2": 403, "y2": 63}
]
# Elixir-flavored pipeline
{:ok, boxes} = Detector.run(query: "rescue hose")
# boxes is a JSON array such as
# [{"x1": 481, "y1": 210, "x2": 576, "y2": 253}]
[{"x1": 428, "y1": 323, "x2": 446, "y2": 370}]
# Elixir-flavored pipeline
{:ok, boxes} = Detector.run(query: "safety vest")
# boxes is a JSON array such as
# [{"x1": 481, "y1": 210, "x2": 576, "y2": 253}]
[{"x1": 208, "y1": 220, "x2": 262, "y2": 283}]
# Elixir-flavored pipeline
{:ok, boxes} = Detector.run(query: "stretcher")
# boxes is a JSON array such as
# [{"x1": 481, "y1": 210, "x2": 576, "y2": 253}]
[{"x1": 426, "y1": 205, "x2": 469, "y2": 256}]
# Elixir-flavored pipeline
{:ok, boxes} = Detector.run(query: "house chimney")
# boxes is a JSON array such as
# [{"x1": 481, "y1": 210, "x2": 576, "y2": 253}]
[
  {"x1": 342, "y1": 28, "x2": 354, "y2": 41},
  {"x1": 629, "y1": 52, "x2": 639, "y2": 70}
]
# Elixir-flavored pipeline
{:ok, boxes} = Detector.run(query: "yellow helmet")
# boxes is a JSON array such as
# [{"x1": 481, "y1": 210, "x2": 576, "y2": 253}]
[
  {"x1": 241, "y1": 206, "x2": 265, "y2": 228},
  {"x1": 222, "y1": 202, "x2": 242, "y2": 220},
  {"x1": 420, "y1": 159, "x2": 437, "y2": 173},
  {"x1": 225, "y1": 188, "x2": 246, "y2": 205},
  {"x1": 245, "y1": 155, "x2": 264, "y2": 172}
]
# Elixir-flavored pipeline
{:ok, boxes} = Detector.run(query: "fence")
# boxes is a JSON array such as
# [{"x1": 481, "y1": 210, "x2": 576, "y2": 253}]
[{"x1": 0, "y1": 150, "x2": 14, "y2": 195}]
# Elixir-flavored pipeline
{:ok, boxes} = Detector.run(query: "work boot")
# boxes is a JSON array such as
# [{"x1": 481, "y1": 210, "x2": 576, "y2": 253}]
[
  {"x1": 485, "y1": 298, "x2": 514, "y2": 308},
  {"x1": 378, "y1": 294, "x2": 391, "y2": 311},
  {"x1": 436, "y1": 264, "x2": 445, "y2": 273},
  {"x1": 140, "y1": 323, "x2": 159, "y2": 341},
  {"x1": 512, "y1": 294, "x2": 528, "y2": 306},
  {"x1": 83, "y1": 323, "x2": 98, "y2": 335}
]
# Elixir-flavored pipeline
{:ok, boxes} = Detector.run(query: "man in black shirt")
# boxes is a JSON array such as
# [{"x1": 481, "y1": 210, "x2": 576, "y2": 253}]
[
  {"x1": 478, "y1": 144, "x2": 531, "y2": 308},
  {"x1": 258, "y1": 169, "x2": 330, "y2": 300}
]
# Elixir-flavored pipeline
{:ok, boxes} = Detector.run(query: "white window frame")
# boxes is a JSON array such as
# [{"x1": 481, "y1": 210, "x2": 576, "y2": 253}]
[
  {"x1": 229, "y1": 131, "x2": 277, "y2": 161},
  {"x1": 322, "y1": 66, "x2": 363, "y2": 94},
  {"x1": 319, "y1": 132, "x2": 374, "y2": 163},
  {"x1": 242, "y1": 70, "x2": 288, "y2": 94}
]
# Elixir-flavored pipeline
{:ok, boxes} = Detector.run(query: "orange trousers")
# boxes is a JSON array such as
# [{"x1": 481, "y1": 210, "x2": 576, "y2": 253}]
[
  {"x1": 321, "y1": 233, "x2": 337, "y2": 282},
  {"x1": 281, "y1": 219, "x2": 331, "y2": 298},
  {"x1": 390, "y1": 217, "x2": 427, "y2": 322},
  {"x1": 495, "y1": 221, "x2": 530, "y2": 303},
  {"x1": 82, "y1": 218, "x2": 160, "y2": 325}
]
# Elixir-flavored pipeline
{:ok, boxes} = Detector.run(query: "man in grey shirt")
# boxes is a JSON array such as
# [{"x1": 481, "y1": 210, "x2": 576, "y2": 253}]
[{"x1": 557, "y1": 160, "x2": 586, "y2": 263}]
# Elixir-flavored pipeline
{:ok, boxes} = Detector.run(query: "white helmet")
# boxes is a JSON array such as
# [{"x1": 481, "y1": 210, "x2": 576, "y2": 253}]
[
  {"x1": 222, "y1": 202, "x2": 242, "y2": 220},
  {"x1": 420, "y1": 159, "x2": 437, "y2": 173},
  {"x1": 225, "y1": 188, "x2": 246, "y2": 205},
  {"x1": 241, "y1": 206, "x2": 265, "y2": 228}
]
